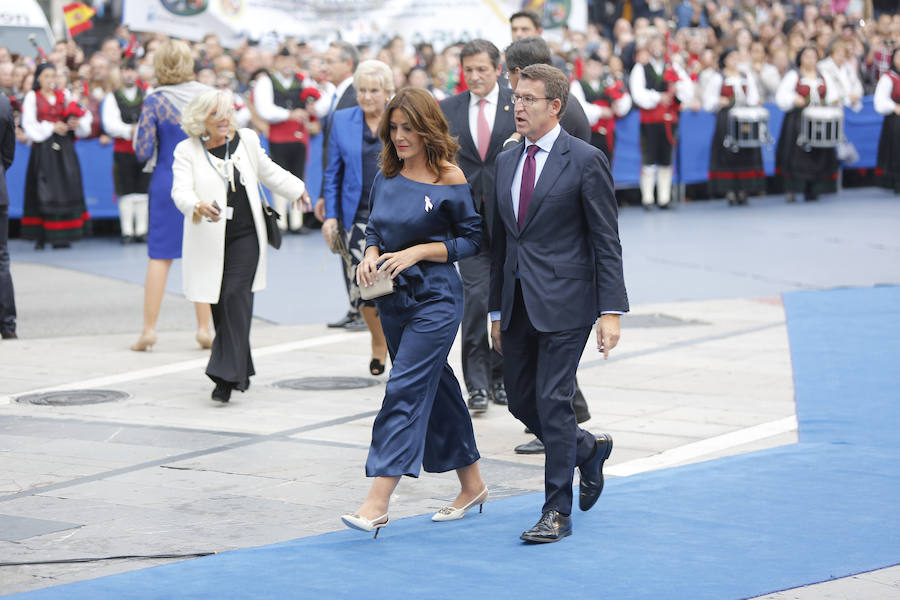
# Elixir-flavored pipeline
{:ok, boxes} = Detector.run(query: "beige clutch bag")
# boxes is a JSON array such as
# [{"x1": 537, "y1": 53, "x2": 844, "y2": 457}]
[{"x1": 359, "y1": 273, "x2": 395, "y2": 300}]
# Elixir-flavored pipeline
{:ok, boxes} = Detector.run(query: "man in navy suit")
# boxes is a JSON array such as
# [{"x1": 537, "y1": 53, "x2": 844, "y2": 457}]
[
  {"x1": 490, "y1": 64, "x2": 628, "y2": 542},
  {"x1": 439, "y1": 40, "x2": 515, "y2": 413}
]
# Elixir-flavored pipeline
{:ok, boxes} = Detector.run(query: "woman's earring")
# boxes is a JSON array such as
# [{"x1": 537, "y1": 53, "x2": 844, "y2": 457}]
[{"x1": 201, "y1": 133, "x2": 210, "y2": 142}]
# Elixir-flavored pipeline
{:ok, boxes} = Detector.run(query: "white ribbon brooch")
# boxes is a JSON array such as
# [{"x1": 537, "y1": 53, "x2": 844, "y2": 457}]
[{"x1": 424, "y1": 195, "x2": 434, "y2": 212}]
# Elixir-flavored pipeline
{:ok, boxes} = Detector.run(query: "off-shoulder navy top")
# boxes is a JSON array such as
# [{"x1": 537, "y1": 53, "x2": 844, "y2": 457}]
[{"x1": 365, "y1": 172, "x2": 481, "y2": 263}]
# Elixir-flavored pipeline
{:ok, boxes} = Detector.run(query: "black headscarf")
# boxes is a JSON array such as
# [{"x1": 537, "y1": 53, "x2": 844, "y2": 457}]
[{"x1": 32, "y1": 62, "x2": 56, "y2": 92}]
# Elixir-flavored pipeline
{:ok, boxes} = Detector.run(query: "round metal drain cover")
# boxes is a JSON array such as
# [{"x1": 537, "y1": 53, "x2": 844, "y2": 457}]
[
  {"x1": 274, "y1": 377, "x2": 381, "y2": 391},
  {"x1": 16, "y1": 389, "x2": 131, "y2": 406}
]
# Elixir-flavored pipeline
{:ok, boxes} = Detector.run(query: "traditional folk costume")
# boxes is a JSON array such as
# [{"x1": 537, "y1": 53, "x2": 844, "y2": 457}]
[
  {"x1": 20, "y1": 70, "x2": 92, "y2": 247},
  {"x1": 873, "y1": 52, "x2": 900, "y2": 193},
  {"x1": 101, "y1": 85, "x2": 150, "y2": 242},
  {"x1": 775, "y1": 69, "x2": 839, "y2": 200},
  {"x1": 703, "y1": 69, "x2": 765, "y2": 203},
  {"x1": 570, "y1": 69, "x2": 631, "y2": 163},
  {"x1": 252, "y1": 69, "x2": 320, "y2": 231},
  {"x1": 629, "y1": 58, "x2": 694, "y2": 208}
]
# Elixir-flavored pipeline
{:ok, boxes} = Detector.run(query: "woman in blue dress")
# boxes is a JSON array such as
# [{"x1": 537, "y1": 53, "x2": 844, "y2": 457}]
[
  {"x1": 131, "y1": 40, "x2": 213, "y2": 351},
  {"x1": 341, "y1": 88, "x2": 488, "y2": 536}
]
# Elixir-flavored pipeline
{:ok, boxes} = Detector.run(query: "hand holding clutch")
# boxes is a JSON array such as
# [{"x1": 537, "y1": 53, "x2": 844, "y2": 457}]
[{"x1": 359, "y1": 272, "x2": 394, "y2": 300}]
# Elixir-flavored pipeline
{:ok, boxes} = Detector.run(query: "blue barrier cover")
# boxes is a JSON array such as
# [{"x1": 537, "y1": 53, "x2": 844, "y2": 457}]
[{"x1": 5, "y1": 99, "x2": 885, "y2": 218}]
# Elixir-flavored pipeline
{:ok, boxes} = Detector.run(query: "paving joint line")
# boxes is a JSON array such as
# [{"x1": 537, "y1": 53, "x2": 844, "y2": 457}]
[{"x1": 0, "y1": 410, "x2": 379, "y2": 504}]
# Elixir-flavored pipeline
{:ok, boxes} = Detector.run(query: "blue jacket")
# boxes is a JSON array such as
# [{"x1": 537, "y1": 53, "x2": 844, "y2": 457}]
[{"x1": 323, "y1": 106, "x2": 367, "y2": 231}]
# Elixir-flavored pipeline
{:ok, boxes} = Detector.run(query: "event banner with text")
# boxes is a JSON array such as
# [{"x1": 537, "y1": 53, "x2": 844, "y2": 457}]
[{"x1": 122, "y1": 0, "x2": 532, "y2": 50}]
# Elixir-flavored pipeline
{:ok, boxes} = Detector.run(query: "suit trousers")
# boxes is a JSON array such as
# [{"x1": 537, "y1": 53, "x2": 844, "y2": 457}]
[
  {"x1": 206, "y1": 231, "x2": 258, "y2": 391},
  {"x1": 458, "y1": 243, "x2": 503, "y2": 393},
  {"x1": 365, "y1": 264, "x2": 480, "y2": 477},
  {"x1": 504, "y1": 282, "x2": 597, "y2": 515},
  {"x1": 0, "y1": 205, "x2": 15, "y2": 334}
]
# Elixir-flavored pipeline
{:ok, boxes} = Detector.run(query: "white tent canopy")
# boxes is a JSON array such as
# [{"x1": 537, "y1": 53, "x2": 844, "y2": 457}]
[{"x1": 0, "y1": 0, "x2": 56, "y2": 58}]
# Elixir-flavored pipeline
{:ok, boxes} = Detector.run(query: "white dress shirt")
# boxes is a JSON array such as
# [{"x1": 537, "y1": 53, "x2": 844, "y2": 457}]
[
  {"x1": 873, "y1": 73, "x2": 897, "y2": 115},
  {"x1": 314, "y1": 76, "x2": 353, "y2": 120},
  {"x1": 468, "y1": 82, "x2": 499, "y2": 151},
  {"x1": 510, "y1": 123, "x2": 562, "y2": 221},
  {"x1": 21, "y1": 90, "x2": 92, "y2": 143},
  {"x1": 253, "y1": 72, "x2": 295, "y2": 123},
  {"x1": 101, "y1": 87, "x2": 139, "y2": 139}
]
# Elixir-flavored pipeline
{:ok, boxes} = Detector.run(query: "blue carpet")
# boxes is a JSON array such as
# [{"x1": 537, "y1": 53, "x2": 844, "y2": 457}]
[{"x1": 10, "y1": 287, "x2": 900, "y2": 599}]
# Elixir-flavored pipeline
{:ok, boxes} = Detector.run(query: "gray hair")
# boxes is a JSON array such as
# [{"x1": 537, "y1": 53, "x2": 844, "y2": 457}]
[
  {"x1": 329, "y1": 40, "x2": 360, "y2": 70},
  {"x1": 353, "y1": 59, "x2": 395, "y2": 94},
  {"x1": 180, "y1": 89, "x2": 238, "y2": 138},
  {"x1": 518, "y1": 63, "x2": 568, "y2": 118}
]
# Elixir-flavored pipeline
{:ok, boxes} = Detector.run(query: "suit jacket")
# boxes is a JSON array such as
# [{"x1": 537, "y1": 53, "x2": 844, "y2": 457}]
[
  {"x1": 440, "y1": 86, "x2": 516, "y2": 245},
  {"x1": 321, "y1": 84, "x2": 357, "y2": 173},
  {"x1": 323, "y1": 106, "x2": 365, "y2": 230},
  {"x1": 0, "y1": 93, "x2": 14, "y2": 208},
  {"x1": 489, "y1": 127, "x2": 628, "y2": 333}
]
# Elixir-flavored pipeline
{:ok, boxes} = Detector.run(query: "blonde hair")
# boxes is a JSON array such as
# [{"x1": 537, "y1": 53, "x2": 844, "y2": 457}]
[
  {"x1": 353, "y1": 59, "x2": 395, "y2": 94},
  {"x1": 181, "y1": 89, "x2": 238, "y2": 138},
  {"x1": 154, "y1": 39, "x2": 194, "y2": 86}
]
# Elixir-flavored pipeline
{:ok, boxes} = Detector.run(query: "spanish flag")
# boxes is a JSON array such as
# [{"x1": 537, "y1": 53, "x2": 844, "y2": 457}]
[{"x1": 63, "y1": 2, "x2": 96, "y2": 37}]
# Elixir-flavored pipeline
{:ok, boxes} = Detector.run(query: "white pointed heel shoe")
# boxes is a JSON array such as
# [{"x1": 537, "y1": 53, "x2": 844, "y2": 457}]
[
  {"x1": 341, "y1": 512, "x2": 390, "y2": 538},
  {"x1": 432, "y1": 487, "x2": 489, "y2": 522}
]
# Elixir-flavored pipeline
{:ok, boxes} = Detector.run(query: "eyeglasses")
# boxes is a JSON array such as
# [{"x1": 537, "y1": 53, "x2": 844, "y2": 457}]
[{"x1": 511, "y1": 94, "x2": 551, "y2": 107}]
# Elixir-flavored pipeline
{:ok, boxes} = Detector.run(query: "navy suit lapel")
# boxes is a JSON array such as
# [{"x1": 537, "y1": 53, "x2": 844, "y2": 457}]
[
  {"x1": 488, "y1": 87, "x2": 515, "y2": 155},
  {"x1": 520, "y1": 130, "x2": 570, "y2": 234},
  {"x1": 456, "y1": 92, "x2": 479, "y2": 159}
]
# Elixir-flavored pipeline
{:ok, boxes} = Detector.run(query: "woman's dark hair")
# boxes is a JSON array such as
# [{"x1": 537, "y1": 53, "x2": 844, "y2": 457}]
[
  {"x1": 795, "y1": 45, "x2": 820, "y2": 69},
  {"x1": 719, "y1": 47, "x2": 737, "y2": 71},
  {"x1": 378, "y1": 87, "x2": 459, "y2": 183},
  {"x1": 32, "y1": 62, "x2": 56, "y2": 91}
]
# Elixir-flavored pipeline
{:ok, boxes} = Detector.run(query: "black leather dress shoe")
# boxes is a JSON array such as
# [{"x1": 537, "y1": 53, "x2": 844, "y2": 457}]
[
  {"x1": 467, "y1": 389, "x2": 489, "y2": 413},
  {"x1": 1, "y1": 331, "x2": 17, "y2": 340},
  {"x1": 578, "y1": 433, "x2": 613, "y2": 511},
  {"x1": 520, "y1": 510, "x2": 571, "y2": 543},
  {"x1": 514, "y1": 437, "x2": 544, "y2": 454},
  {"x1": 327, "y1": 311, "x2": 359, "y2": 328},
  {"x1": 491, "y1": 382, "x2": 508, "y2": 405}
]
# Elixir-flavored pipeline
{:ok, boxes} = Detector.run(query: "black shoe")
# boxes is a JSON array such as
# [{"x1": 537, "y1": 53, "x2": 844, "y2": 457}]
[
  {"x1": 51, "y1": 242, "x2": 71, "y2": 249},
  {"x1": 135, "y1": 234, "x2": 148, "y2": 243},
  {"x1": 514, "y1": 437, "x2": 544, "y2": 454},
  {"x1": 369, "y1": 358, "x2": 385, "y2": 376},
  {"x1": 578, "y1": 433, "x2": 613, "y2": 511},
  {"x1": 804, "y1": 193, "x2": 819, "y2": 202},
  {"x1": 328, "y1": 311, "x2": 359, "y2": 328},
  {"x1": 1, "y1": 331, "x2": 17, "y2": 340},
  {"x1": 490, "y1": 382, "x2": 507, "y2": 405},
  {"x1": 467, "y1": 389, "x2": 489, "y2": 413},
  {"x1": 120, "y1": 236, "x2": 134, "y2": 245},
  {"x1": 34, "y1": 240, "x2": 45, "y2": 250},
  {"x1": 344, "y1": 316, "x2": 368, "y2": 331},
  {"x1": 520, "y1": 510, "x2": 571, "y2": 543},
  {"x1": 658, "y1": 203, "x2": 671, "y2": 210},
  {"x1": 211, "y1": 383, "x2": 232, "y2": 403}
]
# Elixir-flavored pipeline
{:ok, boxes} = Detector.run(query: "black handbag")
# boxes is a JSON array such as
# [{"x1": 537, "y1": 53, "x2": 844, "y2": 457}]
[{"x1": 262, "y1": 200, "x2": 282, "y2": 249}]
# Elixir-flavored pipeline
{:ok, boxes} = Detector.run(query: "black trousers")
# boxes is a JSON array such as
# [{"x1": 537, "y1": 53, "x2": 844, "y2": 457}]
[
  {"x1": 458, "y1": 243, "x2": 503, "y2": 392},
  {"x1": 503, "y1": 282, "x2": 597, "y2": 515},
  {"x1": 207, "y1": 231, "x2": 259, "y2": 390},
  {"x1": 640, "y1": 122, "x2": 676, "y2": 166},
  {"x1": 0, "y1": 205, "x2": 15, "y2": 335},
  {"x1": 268, "y1": 141, "x2": 307, "y2": 180}
]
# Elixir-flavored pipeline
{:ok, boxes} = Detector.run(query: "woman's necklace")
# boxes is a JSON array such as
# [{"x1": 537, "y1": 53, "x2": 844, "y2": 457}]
[{"x1": 203, "y1": 135, "x2": 236, "y2": 192}]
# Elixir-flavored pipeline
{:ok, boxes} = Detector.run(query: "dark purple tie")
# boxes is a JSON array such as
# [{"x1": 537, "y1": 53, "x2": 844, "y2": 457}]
[{"x1": 517, "y1": 144, "x2": 540, "y2": 230}]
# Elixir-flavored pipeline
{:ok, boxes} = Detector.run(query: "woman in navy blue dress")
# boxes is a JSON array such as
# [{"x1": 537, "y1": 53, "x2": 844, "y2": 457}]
[
  {"x1": 131, "y1": 40, "x2": 213, "y2": 352},
  {"x1": 341, "y1": 88, "x2": 488, "y2": 536}
]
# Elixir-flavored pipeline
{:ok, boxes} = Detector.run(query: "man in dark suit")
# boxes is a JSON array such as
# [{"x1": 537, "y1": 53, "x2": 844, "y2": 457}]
[
  {"x1": 502, "y1": 35, "x2": 594, "y2": 455},
  {"x1": 0, "y1": 92, "x2": 17, "y2": 339},
  {"x1": 315, "y1": 41, "x2": 363, "y2": 330},
  {"x1": 490, "y1": 64, "x2": 628, "y2": 542},
  {"x1": 439, "y1": 40, "x2": 514, "y2": 413}
]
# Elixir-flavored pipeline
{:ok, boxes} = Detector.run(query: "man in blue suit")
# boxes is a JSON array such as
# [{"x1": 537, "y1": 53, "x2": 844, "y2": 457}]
[{"x1": 490, "y1": 64, "x2": 628, "y2": 543}]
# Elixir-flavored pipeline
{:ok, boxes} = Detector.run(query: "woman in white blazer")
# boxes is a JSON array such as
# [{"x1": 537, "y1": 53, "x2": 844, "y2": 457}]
[{"x1": 172, "y1": 89, "x2": 309, "y2": 402}]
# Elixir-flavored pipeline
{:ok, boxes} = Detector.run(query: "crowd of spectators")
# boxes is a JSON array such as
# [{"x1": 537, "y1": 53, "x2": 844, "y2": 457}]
[{"x1": 0, "y1": 1, "x2": 897, "y2": 193}]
